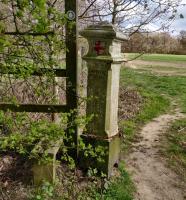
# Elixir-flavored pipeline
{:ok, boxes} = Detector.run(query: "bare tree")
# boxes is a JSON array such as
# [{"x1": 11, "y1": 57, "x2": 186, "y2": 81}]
[
  {"x1": 179, "y1": 30, "x2": 186, "y2": 50},
  {"x1": 79, "y1": 0, "x2": 184, "y2": 36}
]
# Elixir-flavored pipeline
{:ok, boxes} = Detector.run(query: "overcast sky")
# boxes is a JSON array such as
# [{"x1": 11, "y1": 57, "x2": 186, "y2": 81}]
[{"x1": 171, "y1": 0, "x2": 186, "y2": 35}]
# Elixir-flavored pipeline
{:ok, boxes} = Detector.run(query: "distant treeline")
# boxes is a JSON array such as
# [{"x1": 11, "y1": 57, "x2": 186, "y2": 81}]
[{"x1": 123, "y1": 31, "x2": 186, "y2": 55}]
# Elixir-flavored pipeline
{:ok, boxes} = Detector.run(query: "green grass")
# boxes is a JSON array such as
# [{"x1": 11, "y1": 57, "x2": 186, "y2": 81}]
[
  {"x1": 121, "y1": 68, "x2": 186, "y2": 113},
  {"x1": 94, "y1": 162, "x2": 135, "y2": 200},
  {"x1": 119, "y1": 68, "x2": 186, "y2": 150},
  {"x1": 163, "y1": 118, "x2": 186, "y2": 179},
  {"x1": 126, "y1": 53, "x2": 186, "y2": 62}
]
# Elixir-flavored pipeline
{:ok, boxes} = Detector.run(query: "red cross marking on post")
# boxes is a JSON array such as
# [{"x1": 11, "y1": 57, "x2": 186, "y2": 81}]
[{"x1": 94, "y1": 41, "x2": 104, "y2": 55}]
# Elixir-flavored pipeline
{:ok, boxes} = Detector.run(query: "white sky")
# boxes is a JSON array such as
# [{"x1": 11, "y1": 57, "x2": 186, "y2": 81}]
[{"x1": 170, "y1": 0, "x2": 186, "y2": 35}]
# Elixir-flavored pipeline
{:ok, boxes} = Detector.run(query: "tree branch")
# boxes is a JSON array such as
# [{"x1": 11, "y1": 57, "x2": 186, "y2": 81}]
[{"x1": 79, "y1": 0, "x2": 97, "y2": 18}]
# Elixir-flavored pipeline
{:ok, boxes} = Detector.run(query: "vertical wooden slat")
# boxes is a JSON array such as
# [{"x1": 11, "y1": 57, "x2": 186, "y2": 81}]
[{"x1": 65, "y1": 0, "x2": 78, "y2": 159}]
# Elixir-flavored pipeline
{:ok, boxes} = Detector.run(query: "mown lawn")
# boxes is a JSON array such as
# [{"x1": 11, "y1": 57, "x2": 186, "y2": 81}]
[{"x1": 126, "y1": 53, "x2": 186, "y2": 62}]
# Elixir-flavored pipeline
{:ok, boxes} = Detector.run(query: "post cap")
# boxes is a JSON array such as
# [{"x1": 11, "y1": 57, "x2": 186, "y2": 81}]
[{"x1": 80, "y1": 22, "x2": 127, "y2": 41}]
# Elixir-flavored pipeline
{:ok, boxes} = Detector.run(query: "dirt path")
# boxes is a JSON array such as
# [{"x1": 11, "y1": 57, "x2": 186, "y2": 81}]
[
  {"x1": 129, "y1": 60, "x2": 186, "y2": 68},
  {"x1": 125, "y1": 111, "x2": 186, "y2": 200},
  {"x1": 125, "y1": 60, "x2": 186, "y2": 76}
]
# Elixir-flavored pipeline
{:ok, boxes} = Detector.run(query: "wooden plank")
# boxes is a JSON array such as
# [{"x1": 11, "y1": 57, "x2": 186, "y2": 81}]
[
  {"x1": 65, "y1": 0, "x2": 78, "y2": 111},
  {"x1": 0, "y1": 103, "x2": 68, "y2": 113},
  {"x1": 65, "y1": 0, "x2": 78, "y2": 159},
  {"x1": 0, "y1": 68, "x2": 67, "y2": 77}
]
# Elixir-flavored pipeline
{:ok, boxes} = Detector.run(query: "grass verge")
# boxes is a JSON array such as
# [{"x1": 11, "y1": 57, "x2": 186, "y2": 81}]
[
  {"x1": 119, "y1": 68, "x2": 171, "y2": 150},
  {"x1": 162, "y1": 118, "x2": 186, "y2": 180},
  {"x1": 121, "y1": 68, "x2": 186, "y2": 113},
  {"x1": 94, "y1": 162, "x2": 135, "y2": 200},
  {"x1": 119, "y1": 67, "x2": 186, "y2": 150}
]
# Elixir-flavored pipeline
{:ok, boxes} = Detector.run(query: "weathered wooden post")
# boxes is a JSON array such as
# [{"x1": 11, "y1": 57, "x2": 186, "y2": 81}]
[
  {"x1": 65, "y1": 0, "x2": 78, "y2": 159},
  {"x1": 80, "y1": 23, "x2": 127, "y2": 176}
]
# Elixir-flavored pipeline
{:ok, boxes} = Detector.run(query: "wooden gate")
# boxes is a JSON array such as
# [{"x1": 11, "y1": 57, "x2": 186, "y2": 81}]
[{"x1": 0, "y1": 1, "x2": 78, "y2": 154}]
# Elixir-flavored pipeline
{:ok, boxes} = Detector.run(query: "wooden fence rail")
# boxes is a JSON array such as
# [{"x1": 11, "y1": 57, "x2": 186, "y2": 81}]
[
  {"x1": 0, "y1": 68, "x2": 66, "y2": 77},
  {"x1": 0, "y1": 103, "x2": 68, "y2": 113}
]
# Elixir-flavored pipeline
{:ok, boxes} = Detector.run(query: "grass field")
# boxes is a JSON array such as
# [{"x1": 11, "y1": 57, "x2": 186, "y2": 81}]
[{"x1": 126, "y1": 53, "x2": 186, "y2": 62}]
